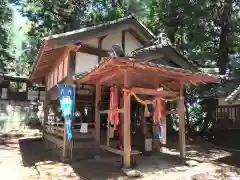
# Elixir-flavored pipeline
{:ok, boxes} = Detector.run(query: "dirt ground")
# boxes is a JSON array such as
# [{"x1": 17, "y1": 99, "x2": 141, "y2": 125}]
[{"x1": 0, "y1": 136, "x2": 240, "y2": 180}]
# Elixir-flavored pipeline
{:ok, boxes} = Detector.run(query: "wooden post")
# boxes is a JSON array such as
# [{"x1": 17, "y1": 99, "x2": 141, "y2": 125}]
[
  {"x1": 43, "y1": 90, "x2": 49, "y2": 136},
  {"x1": 178, "y1": 82, "x2": 186, "y2": 161},
  {"x1": 107, "y1": 121, "x2": 110, "y2": 146},
  {"x1": 95, "y1": 84, "x2": 101, "y2": 143},
  {"x1": 70, "y1": 84, "x2": 76, "y2": 160},
  {"x1": 119, "y1": 90, "x2": 124, "y2": 150},
  {"x1": 162, "y1": 115, "x2": 167, "y2": 145},
  {"x1": 140, "y1": 106, "x2": 147, "y2": 137},
  {"x1": 123, "y1": 90, "x2": 131, "y2": 168},
  {"x1": 62, "y1": 122, "x2": 67, "y2": 161},
  {"x1": 162, "y1": 100, "x2": 167, "y2": 145},
  {"x1": 123, "y1": 70, "x2": 131, "y2": 168}
]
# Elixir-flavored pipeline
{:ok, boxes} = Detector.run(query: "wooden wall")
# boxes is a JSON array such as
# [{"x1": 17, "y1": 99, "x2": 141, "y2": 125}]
[
  {"x1": 214, "y1": 105, "x2": 240, "y2": 130},
  {"x1": 46, "y1": 48, "x2": 70, "y2": 90}
]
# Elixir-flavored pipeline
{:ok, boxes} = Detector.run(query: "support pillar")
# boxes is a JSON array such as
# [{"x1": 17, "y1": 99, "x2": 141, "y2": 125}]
[
  {"x1": 178, "y1": 82, "x2": 186, "y2": 161},
  {"x1": 162, "y1": 115, "x2": 167, "y2": 145},
  {"x1": 43, "y1": 90, "x2": 49, "y2": 136},
  {"x1": 123, "y1": 90, "x2": 131, "y2": 168},
  {"x1": 95, "y1": 84, "x2": 101, "y2": 143},
  {"x1": 62, "y1": 122, "x2": 67, "y2": 161},
  {"x1": 123, "y1": 70, "x2": 131, "y2": 168}
]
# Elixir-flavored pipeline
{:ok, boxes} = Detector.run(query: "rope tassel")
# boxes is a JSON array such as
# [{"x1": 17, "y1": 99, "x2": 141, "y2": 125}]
[
  {"x1": 153, "y1": 99, "x2": 166, "y2": 144},
  {"x1": 144, "y1": 104, "x2": 151, "y2": 117},
  {"x1": 153, "y1": 99, "x2": 165, "y2": 126},
  {"x1": 108, "y1": 87, "x2": 119, "y2": 130}
]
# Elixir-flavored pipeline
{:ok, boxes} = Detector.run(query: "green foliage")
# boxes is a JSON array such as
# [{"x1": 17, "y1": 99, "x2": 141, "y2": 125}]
[
  {"x1": 0, "y1": 1, "x2": 14, "y2": 71},
  {"x1": 147, "y1": 0, "x2": 222, "y2": 67},
  {"x1": 5, "y1": 8, "x2": 31, "y2": 76},
  {"x1": 0, "y1": 2, "x2": 31, "y2": 76}
]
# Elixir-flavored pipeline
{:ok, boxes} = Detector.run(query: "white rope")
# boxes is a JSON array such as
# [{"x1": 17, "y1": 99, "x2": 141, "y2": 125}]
[{"x1": 123, "y1": 89, "x2": 177, "y2": 105}]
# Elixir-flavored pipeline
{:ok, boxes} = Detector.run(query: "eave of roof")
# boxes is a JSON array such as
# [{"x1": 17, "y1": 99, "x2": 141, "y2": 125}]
[
  {"x1": 43, "y1": 15, "x2": 154, "y2": 42},
  {"x1": 29, "y1": 39, "x2": 48, "y2": 81},
  {"x1": 75, "y1": 58, "x2": 220, "y2": 90},
  {"x1": 3, "y1": 74, "x2": 29, "y2": 80},
  {"x1": 225, "y1": 85, "x2": 240, "y2": 103},
  {"x1": 199, "y1": 77, "x2": 236, "y2": 98},
  {"x1": 224, "y1": 78, "x2": 240, "y2": 103},
  {"x1": 0, "y1": 74, "x2": 45, "y2": 87}
]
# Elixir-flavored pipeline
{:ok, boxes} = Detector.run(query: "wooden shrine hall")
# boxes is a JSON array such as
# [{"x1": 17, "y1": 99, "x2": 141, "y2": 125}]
[
  {"x1": 29, "y1": 16, "x2": 220, "y2": 169},
  {"x1": 31, "y1": 55, "x2": 219, "y2": 168}
]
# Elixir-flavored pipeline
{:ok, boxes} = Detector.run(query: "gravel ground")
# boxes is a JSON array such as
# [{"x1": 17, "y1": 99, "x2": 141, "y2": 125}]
[{"x1": 0, "y1": 135, "x2": 240, "y2": 180}]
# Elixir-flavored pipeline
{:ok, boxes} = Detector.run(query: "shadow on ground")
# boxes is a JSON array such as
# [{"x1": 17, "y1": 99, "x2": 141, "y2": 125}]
[
  {"x1": 19, "y1": 137, "x2": 59, "y2": 167},
  {"x1": 215, "y1": 152, "x2": 240, "y2": 168},
  {"x1": 18, "y1": 138, "x2": 187, "y2": 179},
  {"x1": 186, "y1": 139, "x2": 240, "y2": 168}
]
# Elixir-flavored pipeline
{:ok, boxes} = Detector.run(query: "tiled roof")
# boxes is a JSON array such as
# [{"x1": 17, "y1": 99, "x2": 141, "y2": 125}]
[
  {"x1": 223, "y1": 77, "x2": 240, "y2": 103},
  {"x1": 225, "y1": 85, "x2": 240, "y2": 103},
  {"x1": 43, "y1": 15, "x2": 154, "y2": 41},
  {"x1": 131, "y1": 33, "x2": 200, "y2": 70},
  {"x1": 201, "y1": 77, "x2": 240, "y2": 98},
  {"x1": 139, "y1": 61, "x2": 193, "y2": 74}
]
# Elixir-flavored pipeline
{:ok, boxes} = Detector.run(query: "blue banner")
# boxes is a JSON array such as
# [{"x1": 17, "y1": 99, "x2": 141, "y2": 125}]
[{"x1": 58, "y1": 85, "x2": 74, "y2": 142}]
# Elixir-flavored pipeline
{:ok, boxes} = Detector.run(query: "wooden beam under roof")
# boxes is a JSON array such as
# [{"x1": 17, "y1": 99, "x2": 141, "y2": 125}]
[
  {"x1": 77, "y1": 44, "x2": 109, "y2": 57},
  {"x1": 123, "y1": 87, "x2": 179, "y2": 97},
  {"x1": 78, "y1": 58, "x2": 220, "y2": 90},
  {"x1": 127, "y1": 28, "x2": 145, "y2": 45}
]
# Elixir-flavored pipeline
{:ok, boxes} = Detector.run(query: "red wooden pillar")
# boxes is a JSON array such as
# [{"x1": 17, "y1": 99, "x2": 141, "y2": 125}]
[
  {"x1": 95, "y1": 84, "x2": 101, "y2": 143},
  {"x1": 123, "y1": 90, "x2": 131, "y2": 168},
  {"x1": 123, "y1": 70, "x2": 131, "y2": 168}
]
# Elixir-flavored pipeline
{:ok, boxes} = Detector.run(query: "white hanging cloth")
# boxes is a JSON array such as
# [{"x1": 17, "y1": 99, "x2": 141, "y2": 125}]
[
  {"x1": 162, "y1": 118, "x2": 167, "y2": 145},
  {"x1": 80, "y1": 123, "x2": 88, "y2": 133},
  {"x1": 109, "y1": 126, "x2": 114, "y2": 138}
]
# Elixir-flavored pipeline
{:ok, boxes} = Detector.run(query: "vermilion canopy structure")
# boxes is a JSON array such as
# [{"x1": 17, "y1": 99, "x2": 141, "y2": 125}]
[{"x1": 75, "y1": 57, "x2": 220, "y2": 167}]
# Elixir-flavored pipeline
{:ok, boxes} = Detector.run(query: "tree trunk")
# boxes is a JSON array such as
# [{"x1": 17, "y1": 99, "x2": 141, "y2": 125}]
[
  {"x1": 166, "y1": 102, "x2": 174, "y2": 136},
  {"x1": 202, "y1": 99, "x2": 212, "y2": 132},
  {"x1": 218, "y1": 0, "x2": 233, "y2": 75},
  {"x1": 185, "y1": 99, "x2": 190, "y2": 133}
]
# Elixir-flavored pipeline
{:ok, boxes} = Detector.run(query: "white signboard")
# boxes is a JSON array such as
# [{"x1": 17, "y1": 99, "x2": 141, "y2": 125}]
[
  {"x1": 1, "y1": 88, "x2": 7, "y2": 99},
  {"x1": 80, "y1": 123, "x2": 88, "y2": 133}
]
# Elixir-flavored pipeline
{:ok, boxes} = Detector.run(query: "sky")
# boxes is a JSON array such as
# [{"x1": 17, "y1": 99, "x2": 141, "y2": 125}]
[
  {"x1": 10, "y1": 5, "x2": 29, "y2": 58},
  {"x1": 12, "y1": 5, "x2": 27, "y2": 28}
]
